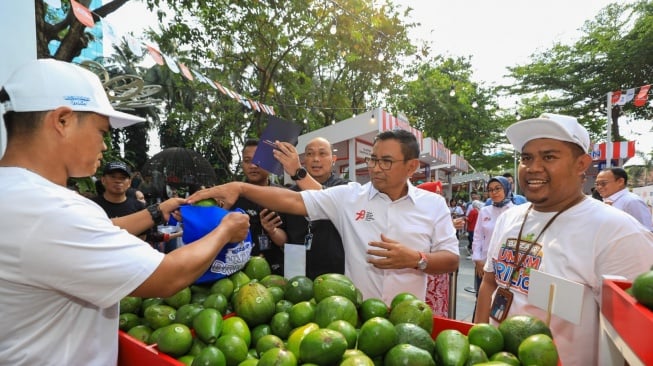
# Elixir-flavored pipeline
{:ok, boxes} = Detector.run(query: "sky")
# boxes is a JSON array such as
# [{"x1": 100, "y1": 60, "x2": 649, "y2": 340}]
[
  {"x1": 395, "y1": 0, "x2": 652, "y2": 154},
  {"x1": 105, "y1": 0, "x2": 651, "y2": 155}
]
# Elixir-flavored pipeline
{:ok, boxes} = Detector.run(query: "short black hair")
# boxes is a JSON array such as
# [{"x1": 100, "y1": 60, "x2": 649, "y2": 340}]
[
  {"x1": 374, "y1": 129, "x2": 419, "y2": 160},
  {"x1": 243, "y1": 138, "x2": 259, "y2": 153},
  {"x1": 604, "y1": 167, "x2": 628, "y2": 185},
  {"x1": 502, "y1": 172, "x2": 513, "y2": 179}
]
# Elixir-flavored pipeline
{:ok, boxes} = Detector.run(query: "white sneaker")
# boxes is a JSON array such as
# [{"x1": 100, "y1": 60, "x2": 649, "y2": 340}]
[{"x1": 465, "y1": 255, "x2": 472, "y2": 260}]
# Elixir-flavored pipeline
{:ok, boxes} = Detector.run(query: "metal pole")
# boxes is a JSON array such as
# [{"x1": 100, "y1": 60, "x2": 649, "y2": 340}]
[
  {"x1": 448, "y1": 269, "x2": 458, "y2": 319},
  {"x1": 513, "y1": 150, "x2": 517, "y2": 194}
]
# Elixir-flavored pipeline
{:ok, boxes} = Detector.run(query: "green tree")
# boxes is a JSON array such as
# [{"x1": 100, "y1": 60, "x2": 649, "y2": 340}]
[
  {"x1": 36, "y1": 0, "x2": 131, "y2": 60},
  {"x1": 142, "y1": 0, "x2": 416, "y2": 181},
  {"x1": 506, "y1": 1, "x2": 653, "y2": 142},
  {"x1": 391, "y1": 56, "x2": 508, "y2": 172}
]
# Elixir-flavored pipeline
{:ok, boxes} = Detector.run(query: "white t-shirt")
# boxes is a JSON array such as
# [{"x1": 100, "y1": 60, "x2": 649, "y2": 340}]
[
  {"x1": 301, "y1": 181, "x2": 459, "y2": 304},
  {"x1": 0, "y1": 168, "x2": 164, "y2": 365},
  {"x1": 484, "y1": 197, "x2": 653, "y2": 366}
]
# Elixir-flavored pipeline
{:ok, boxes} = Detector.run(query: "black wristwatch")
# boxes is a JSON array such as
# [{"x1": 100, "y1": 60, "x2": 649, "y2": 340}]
[
  {"x1": 291, "y1": 167, "x2": 308, "y2": 181},
  {"x1": 147, "y1": 204, "x2": 165, "y2": 226}
]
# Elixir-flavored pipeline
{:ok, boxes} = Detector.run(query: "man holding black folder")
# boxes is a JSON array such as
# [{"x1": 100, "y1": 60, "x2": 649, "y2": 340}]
[
  {"x1": 274, "y1": 137, "x2": 349, "y2": 279},
  {"x1": 190, "y1": 129, "x2": 460, "y2": 304},
  {"x1": 233, "y1": 139, "x2": 288, "y2": 275}
]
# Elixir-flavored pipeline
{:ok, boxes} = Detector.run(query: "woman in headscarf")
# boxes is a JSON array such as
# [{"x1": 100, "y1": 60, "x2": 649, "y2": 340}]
[{"x1": 470, "y1": 176, "x2": 516, "y2": 320}]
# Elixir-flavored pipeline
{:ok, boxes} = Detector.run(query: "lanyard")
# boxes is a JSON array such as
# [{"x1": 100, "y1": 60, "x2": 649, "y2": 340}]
[{"x1": 511, "y1": 195, "x2": 586, "y2": 281}]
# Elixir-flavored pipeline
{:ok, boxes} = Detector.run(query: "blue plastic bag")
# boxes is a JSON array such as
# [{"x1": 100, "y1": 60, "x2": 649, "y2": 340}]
[{"x1": 180, "y1": 204, "x2": 253, "y2": 284}]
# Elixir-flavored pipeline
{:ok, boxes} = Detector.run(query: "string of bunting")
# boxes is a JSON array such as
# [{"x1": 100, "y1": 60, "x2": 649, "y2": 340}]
[
  {"x1": 610, "y1": 84, "x2": 651, "y2": 107},
  {"x1": 64, "y1": 0, "x2": 276, "y2": 115}
]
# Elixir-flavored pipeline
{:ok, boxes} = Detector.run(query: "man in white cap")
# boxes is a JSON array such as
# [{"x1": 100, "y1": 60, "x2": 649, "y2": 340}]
[
  {"x1": 474, "y1": 113, "x2": 653, "y2": 365},
  {"x1": 0, "y1": 59, "x2": 250, "y2": 365}
]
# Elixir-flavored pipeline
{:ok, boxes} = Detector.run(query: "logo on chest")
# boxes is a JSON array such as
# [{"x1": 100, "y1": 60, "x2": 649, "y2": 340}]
[{"x1": 354, "y1": 209, "x2": 375, "y2": 222}]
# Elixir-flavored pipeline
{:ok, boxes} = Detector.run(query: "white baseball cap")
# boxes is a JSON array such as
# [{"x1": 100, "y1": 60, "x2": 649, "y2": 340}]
[
  {"x1": 0, "y1": 59, "x2": 145, "y2": 128},
  {"x1": 506, "y1": 113, "x2": 590, "y2": 153}
]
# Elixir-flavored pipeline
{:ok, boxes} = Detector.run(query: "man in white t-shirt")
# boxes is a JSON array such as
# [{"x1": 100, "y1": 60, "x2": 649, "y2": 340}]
[
  {"x1": 0, "y1": 59, "x2": 249, "y2": 365},
  {"x1": 190, "y1": 129, "x2": 460, "y2": 304},
  {"x1": 474, "y1": 113, "x2": 653, "y2": 365}
]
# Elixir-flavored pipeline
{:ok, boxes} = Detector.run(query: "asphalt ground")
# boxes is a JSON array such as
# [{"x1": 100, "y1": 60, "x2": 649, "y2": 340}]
[{"x1": 452, "y1": 235, "x2": 477, "y2": 322}]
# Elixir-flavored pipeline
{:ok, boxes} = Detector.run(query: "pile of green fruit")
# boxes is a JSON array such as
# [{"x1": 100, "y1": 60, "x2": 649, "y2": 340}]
[{"x1": 119, "y1": 256, "x2": 559, "y2": 366}]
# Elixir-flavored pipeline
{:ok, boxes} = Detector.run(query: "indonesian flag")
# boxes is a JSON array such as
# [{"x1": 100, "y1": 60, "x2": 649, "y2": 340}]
[
  {"x1": 634, "y1": 85, "x2": 651, "y2": 107},
  {"x1": 71, "y1": 0, "x2": 95, "y2": 28}
]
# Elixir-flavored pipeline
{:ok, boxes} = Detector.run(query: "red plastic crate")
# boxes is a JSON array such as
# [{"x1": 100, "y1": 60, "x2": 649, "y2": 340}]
[
  {"x1": 431, "y1": 316, "x2": 473, "y2": 339},
  {"x1": 601, "y1": 279, "x2": 653, "y2": 364},
  {"x1": 118, "y1": 330, "x2": 184, "y2": 366}
]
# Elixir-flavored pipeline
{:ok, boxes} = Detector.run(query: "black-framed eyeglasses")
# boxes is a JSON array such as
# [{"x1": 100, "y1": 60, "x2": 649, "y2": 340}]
[
  {"x1": 364, "y1": 157, "x2": 406, "y2": 170},
  {"x1": 487, "y1": 187, "x2": 503, "y2": 194}
]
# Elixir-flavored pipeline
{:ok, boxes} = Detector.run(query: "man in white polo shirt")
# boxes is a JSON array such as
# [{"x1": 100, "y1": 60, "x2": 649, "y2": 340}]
[{"x1": 190, "y1": 129, "x2": 460, "y2": 304}]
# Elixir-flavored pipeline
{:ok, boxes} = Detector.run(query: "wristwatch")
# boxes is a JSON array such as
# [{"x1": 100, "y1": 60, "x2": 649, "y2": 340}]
[
  {"x1": 291, "y1": 167, "x2": 308, "y2": 181},
  {"x1": 147, "y1": 204, "x2": 165, "y2": 226},
  {"x1": 416, "y1": 252, "x2": 428, "y2": 271}
]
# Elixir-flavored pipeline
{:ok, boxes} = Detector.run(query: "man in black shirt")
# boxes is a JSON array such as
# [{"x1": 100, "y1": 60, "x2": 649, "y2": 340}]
[
  {"x1": 232, "y1": 139, "x2": 288, "y2": 275},
  {"x1": 92, "y1": 161, "x2": 144, "y2": 217},
  {"x1": 275, "y1": 137, "x2": 348, "y2": 279}
]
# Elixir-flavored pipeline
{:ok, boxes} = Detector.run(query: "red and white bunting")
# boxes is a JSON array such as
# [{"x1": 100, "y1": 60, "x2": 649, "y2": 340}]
[
  {"x1": 634, "y1": 85, "x2": 651, "y2": 107},
  {"x1": 178, "y1": 63, "x2": 194, "y2": 81},
  {"x1": 146, "y1": 46, "x2": 164, "y2": 66},
  {"x1": 591, "y1": 141, "x2": 636, "y2": 161},
  {"x1": 71, "y1": 0, "x2": 95, "y2": 28},
  {"x1": 611, "y1": 85, "x2": 651, "y2": 108},
  {"x1": 380, "y1": 110, "x2": 423, "y2": 151}
]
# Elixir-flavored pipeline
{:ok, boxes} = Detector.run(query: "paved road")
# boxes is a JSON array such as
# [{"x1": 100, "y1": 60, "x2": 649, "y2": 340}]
[{"x1": 452, "y1": 235, "x2": 477, "y2": 322}]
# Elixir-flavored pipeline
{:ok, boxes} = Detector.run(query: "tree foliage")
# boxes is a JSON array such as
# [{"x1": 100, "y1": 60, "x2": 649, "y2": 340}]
[
  {"x1": 140, "y1": 0, "x2": 418, "y2": 181},
  {"x1": 506, "y1": 0, "x2": 653, "y2": 147}
]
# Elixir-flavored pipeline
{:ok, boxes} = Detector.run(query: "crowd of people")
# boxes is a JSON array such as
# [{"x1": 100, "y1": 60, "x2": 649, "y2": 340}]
[{"x1": 2, "y1": 59, "x2": 652, "y2": 365}]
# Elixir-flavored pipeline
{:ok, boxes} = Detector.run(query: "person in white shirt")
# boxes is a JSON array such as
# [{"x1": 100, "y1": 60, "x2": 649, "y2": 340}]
[
  {"x1": 474, "y1": 113, "x2": 653, "y2": 366},
  {"x1": 190, "y1": 129, "x2": 460, "y2": 305},
  {"x1": 0, "y1": 59, "x2": 250, "y2": 365},
  {"x1": 595, "y1": 167, "x2": 653, "y2": 231}
]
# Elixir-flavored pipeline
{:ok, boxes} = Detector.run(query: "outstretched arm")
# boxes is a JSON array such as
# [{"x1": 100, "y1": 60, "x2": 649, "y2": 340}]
[{"x1": 188, "y1": 181, "x2": 309, "y2": 216}]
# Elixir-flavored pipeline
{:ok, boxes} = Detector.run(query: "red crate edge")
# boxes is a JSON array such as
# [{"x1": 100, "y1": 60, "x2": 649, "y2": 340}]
[
  {"x1": 601, "y1": 279, "x2": 653, "y2": 365},
  {"x1": 118, "y1": 330, "x2": 184, "y2": 366}
]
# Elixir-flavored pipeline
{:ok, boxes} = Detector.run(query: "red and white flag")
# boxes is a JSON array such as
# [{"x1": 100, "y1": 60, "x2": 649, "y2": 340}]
[
  {"x1": 615, "y1": 88, "x2": 635, "y2": 105},
  {"x1": 634, "y1": 85, "x2": 651, "y2": 107},
  {"x1": 610, "y1": 91, "x2": 621, "y2": 105}
]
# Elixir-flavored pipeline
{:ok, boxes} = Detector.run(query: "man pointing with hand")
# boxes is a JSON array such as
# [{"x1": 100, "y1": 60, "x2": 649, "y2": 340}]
[{"x1": 190, "y1": 129, "x2": 459, "y2": 304}]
